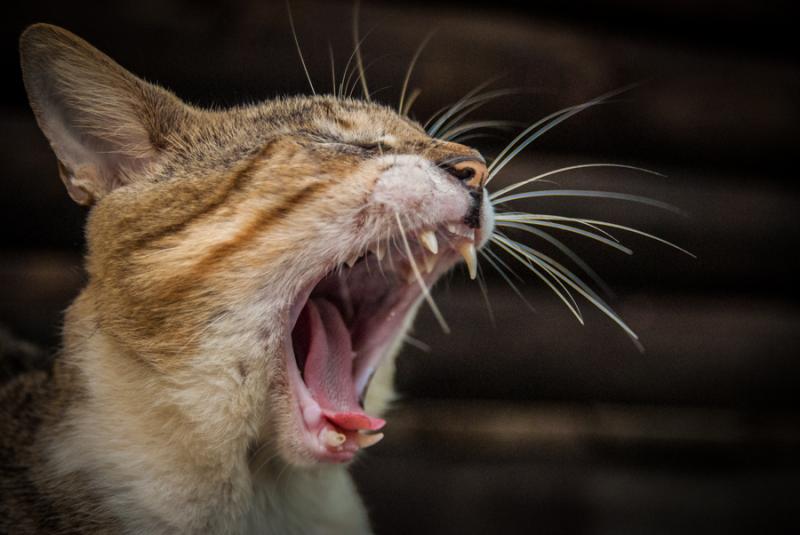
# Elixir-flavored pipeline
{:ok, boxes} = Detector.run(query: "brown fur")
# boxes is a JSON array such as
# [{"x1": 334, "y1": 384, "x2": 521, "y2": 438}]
[{"x1": 2, "y1": 24, "x2": 486, "y2": 533}]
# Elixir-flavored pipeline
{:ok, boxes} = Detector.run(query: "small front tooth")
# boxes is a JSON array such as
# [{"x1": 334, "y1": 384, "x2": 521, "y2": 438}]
[
  {"x1": 458, "y1": 242, "x2": 478, "y2": 280},
  {"x1": 424, "y1": 254, "x2": 436, "y2": 273},
  {"x1": 356, "y1": 432, "x2": 384, "y2": 449},
  {"x1": 447, "y1": 224, "x2": 475, "y2": 240},
  {"x1": 324, "y1": 429, "x2": 347, "y2": 448},
  {"x1": 346, "y1": 253, "x2": 360, "y2": 268},
  {"x1": 420, "y1": 230, "x2": 438, "y2": 254}
]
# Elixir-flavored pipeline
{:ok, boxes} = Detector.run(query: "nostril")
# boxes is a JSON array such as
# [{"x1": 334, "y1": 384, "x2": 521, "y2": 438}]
[
  {"x1": 450, "y1": 165, "x2": 475, "y2": 181},
  {"x1": 442, "y1": 158, "x2": 488, "y2": 190}
]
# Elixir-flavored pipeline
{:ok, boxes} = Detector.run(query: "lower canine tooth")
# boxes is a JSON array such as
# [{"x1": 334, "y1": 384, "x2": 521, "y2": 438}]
[
  {"x1": 357, "y1": 432, "x2": 384, "y2": 449},
  {"x1": 324, "y1": 429, "x2": 347, "y2": 448},
  {"x1": 424, "y1": 254, "x2": 436, "y2": 273},
  {"x1": 458, "y1": 242, "x2": 478, "y2": 280},
  {"x1": 420, "y1": 231, "x2": 438, "y2": 254}
]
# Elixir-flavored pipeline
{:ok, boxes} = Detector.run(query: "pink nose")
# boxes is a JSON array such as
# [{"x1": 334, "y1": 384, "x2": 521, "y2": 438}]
[{"x1": 446, "y1": 159, "x2": 488, "y2": 189}]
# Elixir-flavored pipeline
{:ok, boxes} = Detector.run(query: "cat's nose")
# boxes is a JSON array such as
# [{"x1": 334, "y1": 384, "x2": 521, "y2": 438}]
[{"x1": 442, "y1": 158, "x2": 488, "y2": 190}]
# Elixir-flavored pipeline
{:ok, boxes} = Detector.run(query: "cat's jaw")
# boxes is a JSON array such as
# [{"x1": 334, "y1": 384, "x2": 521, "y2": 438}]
[
  {"x1": 278, "y1": 155, "x2": 495, "y2": 464},
  {"x1": 283, "y1": 228, "x2": 478, "y2": 463}
]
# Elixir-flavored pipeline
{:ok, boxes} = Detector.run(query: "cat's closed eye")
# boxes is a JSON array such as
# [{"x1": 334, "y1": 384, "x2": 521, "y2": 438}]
[
  {"x1": 354, "y1": 141, "x2": 385, "y2": 152},
  {"x1": 319, "y1": 139, "x2": 389, "y2": 154}
]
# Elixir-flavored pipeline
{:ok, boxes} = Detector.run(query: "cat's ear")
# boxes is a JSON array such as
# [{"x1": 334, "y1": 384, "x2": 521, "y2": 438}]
[{"x1": 20, "y1": 24, "x2": 189, "y2": 205}]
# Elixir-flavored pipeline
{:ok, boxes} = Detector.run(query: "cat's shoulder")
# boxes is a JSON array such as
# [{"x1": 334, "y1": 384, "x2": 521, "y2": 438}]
[{"x1": 0, "y1": 358, "x2": 120, "y2": 534}]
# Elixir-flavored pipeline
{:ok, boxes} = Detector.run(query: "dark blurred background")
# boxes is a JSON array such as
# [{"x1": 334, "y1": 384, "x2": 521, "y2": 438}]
[{"x1": 1, "y1": 1, "x2": 798, "y2": 533}]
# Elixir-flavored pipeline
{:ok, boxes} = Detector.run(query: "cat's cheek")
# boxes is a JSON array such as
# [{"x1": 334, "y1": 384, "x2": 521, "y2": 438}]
[{"x1": 369, "y1": 154, "x2": 471, "y2": 226}]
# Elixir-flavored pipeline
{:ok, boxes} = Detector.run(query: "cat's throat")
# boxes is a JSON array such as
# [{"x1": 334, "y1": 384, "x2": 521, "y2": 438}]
[{"x1": 295, "y1": 298, "x2": 386, "y2": 437}]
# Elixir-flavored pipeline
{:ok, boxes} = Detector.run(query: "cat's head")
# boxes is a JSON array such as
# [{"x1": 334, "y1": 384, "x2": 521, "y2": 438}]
[{"x1": 20, "y1": 24, "x2": 494, "y2": 464}]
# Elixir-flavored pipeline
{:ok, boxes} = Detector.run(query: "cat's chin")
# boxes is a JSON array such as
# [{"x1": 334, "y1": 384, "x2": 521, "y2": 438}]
[{"x1": 281, "y1": 221, "x2": 482, "y2": 463}]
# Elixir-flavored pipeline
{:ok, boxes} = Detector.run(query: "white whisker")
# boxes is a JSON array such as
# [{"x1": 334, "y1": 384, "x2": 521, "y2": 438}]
[
  {"x1": 347, "y1": 55, "x2": 387, "y2": 99},
  {"x1": 487, "y1": 104, "x2": 601, "y2": 182},
  {"x1": 496, "y1": 219, "x2": 633, "y2": 254},
  {"x1": 502, "y1": 236, "x2": 610, "y2": 309},
  {"x1": 566, "y1": 218, "x2": 696, "y2": 258},
  {"x1": 394, "y1": 213, "x2": 450, "y2": 333},
  {"x1": 352, "y1": 1, "x2": 370, "y2": 100},
  {"x1": 286, "y1": 1, "x2": 315, "y2": 95},
  {"x1": 403, "y1": 334, "x2": 431, "y2": 352},
  {"x1": 486, "y1": 85, "x2": 638, "y2": 184},
  {"x1": 498, "y1": 236, "x2": 585, "y2": 320},
  {"x1": 492, "y1": 234, "x2": 583, "y2": 323},
  {"x1": 482, "y1": 246, "x2": 525, "y2": 283},
  {"x1": 433, "y1": 88, "x2": 524, "y2": 138},
  {"x1": 494, "y1": 220, "x2": 615, "y2": 298},
  {"x1": 339, "y1": 26, "x2": 375, "y2": 98},
  {"x1": 495, "y1": 233, "x2": 643, "y2": 349},
  {"x1": 440, "y1": 120, "x2": 521, "y2": 141},
  {"x1": 490, "y1": 163, "x2": 665, "y2": 201},
  {"x1": 402, "y1": 87, "x2": 423, "y2": 116},
  {"x1": 399, "y1": 31, "x2": 435, "y2": 115},
  {"x1": 480, "y1": 248, "x2": 536, "y2": 312},
  {"x1": 423, "y1": 76, "x2": 504, "y2": 133},
  {"x1": 496, "y1": 212, "x2": 622, "y2": 243},
  {"x1": 449, "y1": 132, "x2": 509, "y2": 145},
  {"x1": 328, "y1": 42, "x2": 336, "y2": 96},
  {"x1": 475, "y1": 262, "x2": 496, "y2": 325},
  {"x1": 493, "y1": 189, "x2": 687, "y2": 216}
]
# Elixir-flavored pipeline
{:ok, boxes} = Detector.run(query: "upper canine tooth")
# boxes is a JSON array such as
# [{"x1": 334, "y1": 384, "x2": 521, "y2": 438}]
[
  {"x1": 346, "y1": 253, "x2": 360, "y2": 268},
  {"x1": 458, "y1": 242, "x2": 478, "y2": 280},
  {"x1": 356, "y1": 432, "x2": 384, "y2": 449},
  {"x1": 420, "y1": 231, "x2": 438, "y2": 254}
]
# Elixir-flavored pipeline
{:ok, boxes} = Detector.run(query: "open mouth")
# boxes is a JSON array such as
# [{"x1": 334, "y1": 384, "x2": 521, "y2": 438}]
[{"x1": 284, "y1": 220, "x2": 479, "y2": 462}]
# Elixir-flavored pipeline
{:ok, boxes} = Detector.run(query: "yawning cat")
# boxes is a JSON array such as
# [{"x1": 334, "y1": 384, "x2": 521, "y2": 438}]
[{"x1": 1, "y1": 23, "x2": 493, "y2": 533}]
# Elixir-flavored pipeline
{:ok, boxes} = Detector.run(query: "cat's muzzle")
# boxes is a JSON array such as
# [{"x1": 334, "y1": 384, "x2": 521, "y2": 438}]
[{"x1": 440, "y1": 157, "x2": 488, "y2": 230}]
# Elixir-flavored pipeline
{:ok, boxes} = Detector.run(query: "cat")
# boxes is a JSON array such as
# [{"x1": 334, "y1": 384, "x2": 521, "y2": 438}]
[{"x1": 0, "y1": 23, "x2": 494, "y2": 534}]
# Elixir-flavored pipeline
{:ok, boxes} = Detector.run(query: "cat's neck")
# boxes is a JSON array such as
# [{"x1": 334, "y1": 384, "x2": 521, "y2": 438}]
[{"x1": 43, "y1": 287, "x2": 371, "y2": 534}]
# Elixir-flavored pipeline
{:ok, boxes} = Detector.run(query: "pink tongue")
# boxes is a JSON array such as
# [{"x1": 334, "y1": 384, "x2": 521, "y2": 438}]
[{"x1": 303, "y1": 299, "x2": 385, "y2": 432}]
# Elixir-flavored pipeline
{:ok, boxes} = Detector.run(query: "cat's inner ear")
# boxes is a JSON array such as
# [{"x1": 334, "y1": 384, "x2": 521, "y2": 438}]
[{"x1": 19, "y1": 24, "x2": 189, "y2": 205}]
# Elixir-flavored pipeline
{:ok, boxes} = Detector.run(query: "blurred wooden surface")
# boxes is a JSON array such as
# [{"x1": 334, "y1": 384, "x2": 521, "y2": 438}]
[
  {"x1": 355, "y1": 401, "x2": 800, "y2": 535},
  {"x1": 1, "y1": 0, "x2": 798, "y2": 533}
]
